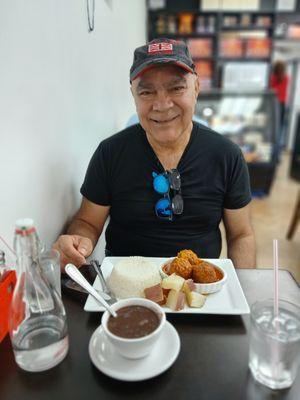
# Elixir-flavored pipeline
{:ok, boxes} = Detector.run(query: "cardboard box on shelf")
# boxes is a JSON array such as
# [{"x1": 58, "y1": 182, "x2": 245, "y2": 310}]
[
  {"x1": 220, "y1": 38, "x2": 243, "y2": 57},
  {"x1": 245, "y1": 38, "x2": 271, "y2": 58},
  {"x1": 187, "y1": 38, "x2": 213, "y2": 58},
  {"x1": 194, "y1": 61, "x2": 213, "y2": 90}
]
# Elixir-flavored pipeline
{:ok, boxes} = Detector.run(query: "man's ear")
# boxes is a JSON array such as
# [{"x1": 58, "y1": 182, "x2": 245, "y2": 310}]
[{"x1": 130, "y1": 84, "x2": 138, "y2": 109}]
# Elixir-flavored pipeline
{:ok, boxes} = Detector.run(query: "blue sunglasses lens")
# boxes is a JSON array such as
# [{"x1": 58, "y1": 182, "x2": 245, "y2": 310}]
[
  {"x1": 152, "y1": 170, "x2": 183, "y2": 220},
  {"x1": 153, "y1": 174, "x2": 169, "y2": 194},
  {"x1": 155, "y1": 198, "x2": 172, "y2": 217}
]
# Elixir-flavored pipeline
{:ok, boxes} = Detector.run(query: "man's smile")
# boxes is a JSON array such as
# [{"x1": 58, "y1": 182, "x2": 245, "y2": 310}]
[{"x1": 150, "y1": 115, "x2": 179, "y2": 124}]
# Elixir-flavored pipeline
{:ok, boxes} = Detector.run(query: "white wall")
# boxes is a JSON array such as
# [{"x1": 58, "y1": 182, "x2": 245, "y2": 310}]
[{"x1": 0, "y1": 0, "x2": 146, "y2": 260}]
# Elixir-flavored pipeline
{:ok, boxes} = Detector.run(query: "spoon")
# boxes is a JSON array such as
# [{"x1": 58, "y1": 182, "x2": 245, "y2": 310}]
[{"x1": 65, "y1": 263, "x2": 117, "y2": 318}]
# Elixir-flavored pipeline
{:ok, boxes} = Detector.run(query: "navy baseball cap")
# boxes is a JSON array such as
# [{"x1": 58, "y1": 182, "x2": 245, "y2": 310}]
[{"x1": 130, "y1": 38, "x2": 195, "y2": 82}]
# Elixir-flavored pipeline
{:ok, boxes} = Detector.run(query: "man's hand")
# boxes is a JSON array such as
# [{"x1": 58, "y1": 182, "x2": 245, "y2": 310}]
[{"x1": 52, "y1": 234, "x2": 93, "y2": 271}]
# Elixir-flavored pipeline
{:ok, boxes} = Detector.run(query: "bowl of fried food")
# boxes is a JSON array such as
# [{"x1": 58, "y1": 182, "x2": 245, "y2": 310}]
[{"x1": 159, "y1": 249, "x2": 227, "y2": 294}]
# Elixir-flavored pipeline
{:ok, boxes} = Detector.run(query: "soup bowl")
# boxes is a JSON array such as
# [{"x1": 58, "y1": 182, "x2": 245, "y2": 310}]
[{"x1": 101, "y1": 297, "x2": 166, "y2": 359}]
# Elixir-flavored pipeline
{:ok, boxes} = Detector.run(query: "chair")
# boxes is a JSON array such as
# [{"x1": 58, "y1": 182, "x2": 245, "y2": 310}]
[{"x1": 286, "y1": 190, "x2": 300, "y2": 240}]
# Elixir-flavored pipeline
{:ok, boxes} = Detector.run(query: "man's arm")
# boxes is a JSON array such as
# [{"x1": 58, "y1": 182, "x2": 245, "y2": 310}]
[
  {"x1": 53, "y1": 197, "x2": 110, "y2": 269},
  {"x1": 223, "y1": 204, "x2": 256, "y2": 268}
]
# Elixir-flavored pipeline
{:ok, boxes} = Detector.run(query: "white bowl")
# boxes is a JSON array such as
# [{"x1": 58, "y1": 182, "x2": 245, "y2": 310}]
[
  {"x1": 101, "y1": 298, "x2": 166, "y2": 359},
  {"x1": 159, "y1": 259, "x2": 227, "y2": 294},
  {"x1": 159, "y1": 258, "x2": 175, "y2": 279},
  {"x1": 194, "y1": 265, "x2": 227, "y2": 294}
]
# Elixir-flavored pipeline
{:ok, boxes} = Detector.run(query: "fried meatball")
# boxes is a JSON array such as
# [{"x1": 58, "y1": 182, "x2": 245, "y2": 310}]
[
  {"x1": 192, "y1": 261, "x2": 218, "y2": 283},
  {"x1": 169, "y1": 257, "x2": 193, "y2": 279},
  {"x1": 193, "y1": 257, "x2": 204, "y2": 267},
  {"x1": 177, "y1": 249, "x2": 199, "y2": 265}
]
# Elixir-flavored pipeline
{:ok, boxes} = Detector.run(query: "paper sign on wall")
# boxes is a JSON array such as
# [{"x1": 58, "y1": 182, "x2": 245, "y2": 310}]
[
  {"x1": 201, "y1": 0, "x2": 259, "y2": 11},
  {"x1": 277, "y1": 0, "x2": 296, "y2": 11}
]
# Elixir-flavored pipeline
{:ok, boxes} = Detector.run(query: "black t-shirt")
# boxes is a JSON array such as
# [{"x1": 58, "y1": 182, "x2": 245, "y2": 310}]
[{"x1": 80, "y1": 122, "x2": 251, "y2": 258}]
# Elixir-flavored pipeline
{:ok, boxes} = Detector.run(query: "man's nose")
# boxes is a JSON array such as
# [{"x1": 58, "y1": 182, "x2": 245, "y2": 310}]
[{"x1": 152, "y1": 91, "x2": 173, "y2": 111}]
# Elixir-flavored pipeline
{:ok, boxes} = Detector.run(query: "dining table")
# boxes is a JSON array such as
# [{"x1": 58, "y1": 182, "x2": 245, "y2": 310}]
[{"x1": 0, "y1": 268, "x2": 299, "y2": 400}]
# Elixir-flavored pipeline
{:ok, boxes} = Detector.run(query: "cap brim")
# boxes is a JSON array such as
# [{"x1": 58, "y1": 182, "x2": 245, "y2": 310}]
[{"x1": 130, "y1": 58, "x2": 194, "y2": 82}]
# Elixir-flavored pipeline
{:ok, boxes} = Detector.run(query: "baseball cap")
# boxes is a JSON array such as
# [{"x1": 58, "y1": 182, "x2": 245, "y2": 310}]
[{"x1": 130, "y1": 38, "x2": 195, "y2": 82}]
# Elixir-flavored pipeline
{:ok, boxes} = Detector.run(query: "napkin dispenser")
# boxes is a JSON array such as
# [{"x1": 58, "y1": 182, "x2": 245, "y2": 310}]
[{"x1": 0, "y1": 263, "x2": 16, "y2": 342}]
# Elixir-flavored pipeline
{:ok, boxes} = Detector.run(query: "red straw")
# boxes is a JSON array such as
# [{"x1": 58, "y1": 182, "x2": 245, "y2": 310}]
[{"x1": 273, "y1": 239, "x2": 279, "y2": 317}]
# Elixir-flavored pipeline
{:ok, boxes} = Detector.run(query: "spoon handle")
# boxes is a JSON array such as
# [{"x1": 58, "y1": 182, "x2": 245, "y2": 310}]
[{"x1": 65, "y1": 264, "x2": 117, "y2": 317}]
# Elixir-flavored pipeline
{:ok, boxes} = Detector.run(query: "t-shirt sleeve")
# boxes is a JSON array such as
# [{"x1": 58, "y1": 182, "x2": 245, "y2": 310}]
[
  {"x1": 223, "y1": 148, "x2": 251, "y2": 209},
  {"x1": 80, "y1": 143, "x2": 111, "y2": 206}
]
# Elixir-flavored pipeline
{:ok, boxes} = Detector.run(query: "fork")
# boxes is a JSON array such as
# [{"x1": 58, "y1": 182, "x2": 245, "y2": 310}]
[{"x1": 88, "y1": 259, "x2": 117, "y2": 305}]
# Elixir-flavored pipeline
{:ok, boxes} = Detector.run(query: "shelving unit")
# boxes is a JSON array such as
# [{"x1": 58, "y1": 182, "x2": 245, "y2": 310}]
[
  {"x1": 195, "y1": 89, "x2": 280, "y2": 194},
  {"x1": 146, "y1": 0, "x2": 300, "y2": 195},
  {"x1": 147, "y1": 0, "x2": 300, "y2": 90}
]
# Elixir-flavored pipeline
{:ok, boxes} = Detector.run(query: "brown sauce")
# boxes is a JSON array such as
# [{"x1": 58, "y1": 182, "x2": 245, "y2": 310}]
[
  {"x1": 107, "y1": 305, "x2": 160, "y2": 339},
  {"x1": 214, "y1": 267, "x2": 223, "y2": 281}
]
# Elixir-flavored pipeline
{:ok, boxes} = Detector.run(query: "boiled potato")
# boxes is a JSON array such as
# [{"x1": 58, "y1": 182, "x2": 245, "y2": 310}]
[
  {"x1": 186, "y1": 291, "x2": 206, "y2": 308},
  {"x1": 161, "y1": 273, "x2": 185, "y2": 291},
  {"x1": 166, "y1": 289, "x2": 186, "y2": 311}
]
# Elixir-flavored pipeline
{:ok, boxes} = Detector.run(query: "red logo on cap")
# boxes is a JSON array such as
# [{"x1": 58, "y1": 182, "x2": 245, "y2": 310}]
[{"x1": 148, "y1": 43, "x2": 173, "y2": 54}]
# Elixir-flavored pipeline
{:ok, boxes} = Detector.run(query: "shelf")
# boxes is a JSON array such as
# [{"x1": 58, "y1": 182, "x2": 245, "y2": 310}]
[
  {"x1": 148, "y1": 10, "x2": 218, "y2": 15},
  {"x1": 149, "y1": 10, "x2": 276, "y2": 15},
  {"x1": 152, "y1": 33, "x2": 216, "y2": 38},
  {"x1": 217, "y1": 57, "x2": 271, "y2": 62},
  {"x1": 216, "y1": 11, "x2": 276, "y2": 14},
  {"x1": 193, "y1": 56, "x2": 214, "y2": 60},
  {"x1": 221, "y1": 25, "x2": 273, "y2": 30},
  {"x1": 274, "y1": 36, "x2": 300, "y2": 41},
  {"x1": 147, "y1": 3, "x2": 300, "y2": 89}
]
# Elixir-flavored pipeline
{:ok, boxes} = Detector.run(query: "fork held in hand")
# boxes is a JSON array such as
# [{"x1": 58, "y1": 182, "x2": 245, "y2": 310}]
[{"x1": 89, "y1": 259, "x2": 117, "y2": 304}]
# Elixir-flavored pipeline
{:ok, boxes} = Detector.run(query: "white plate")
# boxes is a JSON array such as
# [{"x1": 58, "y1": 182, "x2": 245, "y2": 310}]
[
  {"x1": 89, "y1": 321, "x2": 180, "y2": 381},
  {"x1": 84, "y1": 257, "x2": 250, "y2": 315}
]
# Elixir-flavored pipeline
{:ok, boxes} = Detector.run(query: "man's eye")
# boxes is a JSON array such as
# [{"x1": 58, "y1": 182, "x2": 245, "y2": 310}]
[
  {"x1": 139, "y1": 91, "x2": 152, "y2": 96},
  {"x1": 172, "y1": 86, "x2": 185, "y2": 92}
]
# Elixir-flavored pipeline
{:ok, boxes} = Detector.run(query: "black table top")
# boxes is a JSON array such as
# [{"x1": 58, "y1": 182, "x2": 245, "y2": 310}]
[{"x1": 0, "y1": 269, "x2": 299, "y2": 400}]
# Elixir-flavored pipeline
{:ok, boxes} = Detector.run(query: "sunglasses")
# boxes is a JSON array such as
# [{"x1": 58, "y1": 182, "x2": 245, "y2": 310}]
[{"x1": 152, "y1": 169, "x2": 184, "y2": 220}]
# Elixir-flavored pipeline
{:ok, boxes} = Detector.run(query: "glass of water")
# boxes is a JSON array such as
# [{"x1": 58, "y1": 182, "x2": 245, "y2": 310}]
[
  {"x1": 249, "y1": 299, "x2": 300, "y2": 390},
  {"x1": 39, "y1": 249, "x2": 61, "y2": 297}
]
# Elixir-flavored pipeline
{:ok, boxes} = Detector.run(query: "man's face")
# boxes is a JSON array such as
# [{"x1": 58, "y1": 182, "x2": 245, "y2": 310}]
[{"x1": 131, "y1": 64, "x2": 199, "y2": 146}]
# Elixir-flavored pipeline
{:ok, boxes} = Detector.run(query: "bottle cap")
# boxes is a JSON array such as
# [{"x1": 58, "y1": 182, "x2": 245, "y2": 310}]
[{"x1": 15, "y1": 218, "x2": 35, "y2": 230}]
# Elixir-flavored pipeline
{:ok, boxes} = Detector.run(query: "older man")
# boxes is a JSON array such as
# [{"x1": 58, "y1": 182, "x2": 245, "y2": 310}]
[{"x1": 53, "y1": 39, "x2": 256, "y2": 269}]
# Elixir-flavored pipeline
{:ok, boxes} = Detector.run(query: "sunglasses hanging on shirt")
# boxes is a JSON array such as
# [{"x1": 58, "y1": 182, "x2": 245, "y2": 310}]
[{"x1": 152, "y1": 169, "x2": 184, "y2": 221}]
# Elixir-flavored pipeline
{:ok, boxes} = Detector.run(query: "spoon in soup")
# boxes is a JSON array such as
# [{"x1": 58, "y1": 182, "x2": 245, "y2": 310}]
[{"x1": 65, "y1": 263, "x2": 117, "y2": 317}]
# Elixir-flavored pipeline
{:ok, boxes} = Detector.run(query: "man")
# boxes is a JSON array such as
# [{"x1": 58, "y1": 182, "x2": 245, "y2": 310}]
[{"x1": 53, "y1": 39, "x2": 256, "y2": 269}]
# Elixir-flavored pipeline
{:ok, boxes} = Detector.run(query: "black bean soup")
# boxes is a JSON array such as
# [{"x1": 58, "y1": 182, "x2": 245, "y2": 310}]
[{"x1": 107, "y1": 306, "x2": 160, "y2": 339}]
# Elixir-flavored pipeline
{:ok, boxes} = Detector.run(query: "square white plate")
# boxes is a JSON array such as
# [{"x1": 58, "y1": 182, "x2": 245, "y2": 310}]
[{"x1": 84, "y1": 257, "x2": 250, "y2": 315}]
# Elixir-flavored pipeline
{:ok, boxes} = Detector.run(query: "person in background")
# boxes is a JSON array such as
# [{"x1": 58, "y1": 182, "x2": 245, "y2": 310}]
[
  {"x1": 270, "y1": 60, "x2": 289, "y2": 146},
  {"x1": 53, "y1": 38, "x2": 256, "y2": 270}
]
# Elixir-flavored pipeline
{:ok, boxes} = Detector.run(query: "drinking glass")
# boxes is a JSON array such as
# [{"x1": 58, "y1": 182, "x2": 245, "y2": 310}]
[{"x1": 249, "y1": 299, "x2": 300, "y2": 390}]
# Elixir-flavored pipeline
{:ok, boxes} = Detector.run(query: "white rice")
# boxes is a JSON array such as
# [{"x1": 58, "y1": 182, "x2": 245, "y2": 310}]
[{"x1": 108, "y1": 256, "x2": 161, "y2": 299}]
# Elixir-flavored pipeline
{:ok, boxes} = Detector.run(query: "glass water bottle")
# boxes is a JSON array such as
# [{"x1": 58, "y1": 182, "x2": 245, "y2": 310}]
[{"x1": 9, "y1": 218, "x2": 69, "y2": 372}]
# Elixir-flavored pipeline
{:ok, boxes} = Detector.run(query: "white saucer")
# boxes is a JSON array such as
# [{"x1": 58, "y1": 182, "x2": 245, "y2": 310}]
[{"x1": 89, "y1": 321, "x2": 180, "y2": 382}]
